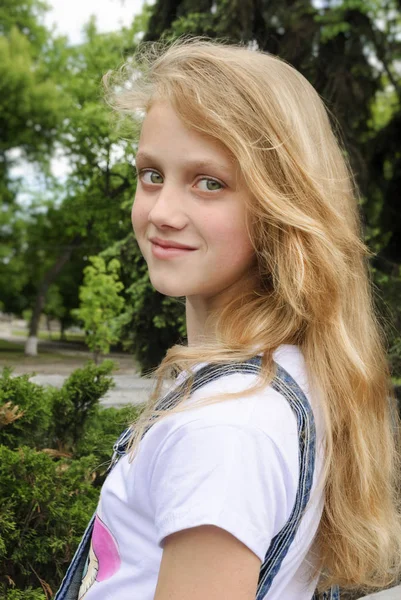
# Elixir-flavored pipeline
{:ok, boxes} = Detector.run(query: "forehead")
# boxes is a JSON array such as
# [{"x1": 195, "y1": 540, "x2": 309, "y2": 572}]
[{"x1": 137, "y1": 101, "x2": 236, "y2": 170}]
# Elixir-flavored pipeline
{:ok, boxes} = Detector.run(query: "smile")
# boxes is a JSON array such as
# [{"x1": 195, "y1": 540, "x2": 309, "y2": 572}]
[{"x1": 150, "y1": 239, "x2": 197, "y2": 260}]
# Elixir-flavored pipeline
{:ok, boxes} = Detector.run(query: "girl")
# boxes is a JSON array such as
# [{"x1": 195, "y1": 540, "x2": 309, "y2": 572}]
[{"x1": 55, "y1": 39, "x2": 401, "y2": 600}]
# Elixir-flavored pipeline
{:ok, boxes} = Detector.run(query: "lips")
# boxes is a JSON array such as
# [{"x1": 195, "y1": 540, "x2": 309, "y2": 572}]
[
  {"x1": 149, "y1": 237, "x2": 196, "y2": 250},
  {"x1": 149, "y1": 237, "x2": 197, "y2": 260}
]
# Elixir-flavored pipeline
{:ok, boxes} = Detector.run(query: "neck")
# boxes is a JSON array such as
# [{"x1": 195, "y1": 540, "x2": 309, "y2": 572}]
[
  {"x1": 185, "y1": 273, "x2": 258, "y2": 346},
  {"x1": 185, "y1": 297, "x2": 210, "y2": 346},
  {"x1": 185, "y1": 284, "x2": 242, "y2": 346}
]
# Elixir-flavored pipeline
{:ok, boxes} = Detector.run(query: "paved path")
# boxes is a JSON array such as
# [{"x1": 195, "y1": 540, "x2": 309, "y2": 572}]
[
  {"x1": 359, "y1": 587, "x2": 401, "y2": 599},
  {"x1": 30, "y1": 373, "x2": 155, "y2": 407}
]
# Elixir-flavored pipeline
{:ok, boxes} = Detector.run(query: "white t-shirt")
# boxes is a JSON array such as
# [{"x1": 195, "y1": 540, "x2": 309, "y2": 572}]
[{"x1": 78, "y1": 344, "x2": 325, "y2": 600}]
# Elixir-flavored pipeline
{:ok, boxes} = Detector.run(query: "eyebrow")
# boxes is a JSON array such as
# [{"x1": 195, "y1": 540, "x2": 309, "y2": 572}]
[{"x1": 134, "y1": 151, "x2": 234, "y2": 175}]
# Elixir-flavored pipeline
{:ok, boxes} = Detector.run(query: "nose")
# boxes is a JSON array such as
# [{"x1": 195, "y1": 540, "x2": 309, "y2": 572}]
[{"x1": 147, "y1": 182, "x2": 188, "y2": 230}]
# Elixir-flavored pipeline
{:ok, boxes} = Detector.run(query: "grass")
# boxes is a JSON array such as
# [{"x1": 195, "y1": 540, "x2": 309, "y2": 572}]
[
  {"x1": 11, "y1": 329, "x2": 86, "y2": 342},
  {"x1": 0, "y1": 339, "x2": 25, "y2": 353},
  {"x1": 0, "y1": 339, "x2": 85, "y2": 366},
  {"x1": 0, "y1": 339, "x2": 138, "y2": 374}
]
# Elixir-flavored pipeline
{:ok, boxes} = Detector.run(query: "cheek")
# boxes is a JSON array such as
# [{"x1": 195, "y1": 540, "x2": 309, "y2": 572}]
[
  {"x1": 211, "y1": 209, "x2": 252, "y2": 250},
  {"x1": 206, "y1": 211, "x2": 254, "y2": 268},
  {"x1": 131, "y1": 194, "x2": 147, "y2": 236}
]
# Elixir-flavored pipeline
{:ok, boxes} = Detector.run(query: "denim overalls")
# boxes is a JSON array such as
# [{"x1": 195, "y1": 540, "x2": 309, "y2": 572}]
[{"x1": 54, "y1": 356, "x2": 339, "y2": 600}]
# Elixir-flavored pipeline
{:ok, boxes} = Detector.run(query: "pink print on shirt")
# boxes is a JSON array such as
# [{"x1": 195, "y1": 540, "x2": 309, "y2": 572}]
[{"x1": 79, "y1": 514, "x2": 121, "y2": 598}]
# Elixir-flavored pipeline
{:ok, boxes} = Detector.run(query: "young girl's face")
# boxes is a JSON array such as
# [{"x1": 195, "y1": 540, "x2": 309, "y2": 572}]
[{"x1": 132, "y1": 101, "x2": 255, "y2": 305}]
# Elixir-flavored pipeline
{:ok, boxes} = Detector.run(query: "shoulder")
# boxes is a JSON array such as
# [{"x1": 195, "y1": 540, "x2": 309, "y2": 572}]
[
  {"x1": 143, "y1": 344, "x2": 310, "y2": 467},
  {"x1": 148, "y1": 417, "x2": 297, "y2": 563},
  {"x1": 130, "y1": 346, "x2": 318, "y2": 561}
]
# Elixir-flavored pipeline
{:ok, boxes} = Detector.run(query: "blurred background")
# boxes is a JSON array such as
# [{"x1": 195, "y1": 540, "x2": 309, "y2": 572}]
[
  {"x1": 1, "y1": 0, "x2": 400, "y2": 379},
  {"x1": 0, "y1": 2, "x2": 400, "y2": 598}
]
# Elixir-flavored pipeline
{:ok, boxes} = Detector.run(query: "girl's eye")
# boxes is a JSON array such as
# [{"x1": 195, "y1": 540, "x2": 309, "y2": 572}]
[
  {"x1": 140, "y1": 170, "x2": 164, "y2": 185},
  {"x1": 138, "y1": 171, "x2": 223, "y2": 191},
  {"x1": 196, "y1": 178, "x2": 224, "y2": 192}
]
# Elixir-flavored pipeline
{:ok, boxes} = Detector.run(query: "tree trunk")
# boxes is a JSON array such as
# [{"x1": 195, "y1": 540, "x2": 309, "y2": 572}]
[
  {"x1": 25, "y1": 335, "x2": 39, "y2": 356},
  {"x1": 60, "y1": 319, "x2": 67, "y2": 341},
  {"x1": 25, "y1": 238, "x2": 81, "y2": 356},
  {"x1": 46, "y1": 315, "x2": 52, "y2": 339}
]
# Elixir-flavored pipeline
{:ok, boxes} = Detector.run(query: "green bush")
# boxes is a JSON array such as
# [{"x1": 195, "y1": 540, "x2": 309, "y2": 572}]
[
  {"x1": 51, "y1": 359, "x2": 115, "y2": 452},
  {"x1": 0, "y1": 446, "x2": 99, "y2": 595},
  {"x1": 3, "y1": 589, "x2": 46, "y2": 600},
  {"x1": 75, "y1": 404, "x2": 139, "y2": 480},
  {"x1": 0, "y1": 362, "x2": 144, "y2": 598},
  {"x1": 0, "y1": 369, "x2": 53, "y2": 450}
]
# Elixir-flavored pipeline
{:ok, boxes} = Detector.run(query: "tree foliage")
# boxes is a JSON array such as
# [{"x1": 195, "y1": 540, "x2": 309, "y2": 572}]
[
  {"x1": 0, "y1": 0, "x2": 67, "y2": 319},
  {"x1": 0, "y1": 6, "x2": 139, "y2": 355},
  {"x1": 73, "y1": 257, "x2": 125, "y2": 362}
]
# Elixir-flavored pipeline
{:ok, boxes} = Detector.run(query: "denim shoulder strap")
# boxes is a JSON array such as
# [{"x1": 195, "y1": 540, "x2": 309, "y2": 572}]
[
  {"x1": 53, "y1": 512, "x2": 96, "y2": 599},
  {"x1": 254, "y1": 360, "x2": 317, "y2": 597},
  {"x1": 250, "y1": 359, "x2": 339, "y2": 600}
]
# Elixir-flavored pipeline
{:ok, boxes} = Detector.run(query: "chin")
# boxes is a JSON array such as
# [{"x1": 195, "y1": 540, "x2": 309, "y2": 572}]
[{"x1": 149, "y1": 276, "x2": 189, "y2": 298}]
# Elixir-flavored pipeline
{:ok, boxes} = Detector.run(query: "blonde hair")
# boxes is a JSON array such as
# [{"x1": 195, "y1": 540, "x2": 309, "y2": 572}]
[{"x1": 105, "y1": 39, "x2": 401, "y2": 592}]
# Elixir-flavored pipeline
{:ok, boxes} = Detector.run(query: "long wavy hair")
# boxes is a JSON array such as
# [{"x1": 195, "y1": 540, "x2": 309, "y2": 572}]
[{"x1": 105, "y1": 39, "x2": 401, "y2": 593}]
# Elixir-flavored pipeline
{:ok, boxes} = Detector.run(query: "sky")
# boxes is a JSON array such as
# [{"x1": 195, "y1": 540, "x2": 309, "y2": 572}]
[{"x1": 44, "y1": 0, "x2": 149, "y2": 45}]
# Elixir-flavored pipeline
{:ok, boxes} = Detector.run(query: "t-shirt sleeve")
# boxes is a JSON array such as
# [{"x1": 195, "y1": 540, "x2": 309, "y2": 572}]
[{"x1": 149, "y1": 420, "x2": 296, "y2": 563}]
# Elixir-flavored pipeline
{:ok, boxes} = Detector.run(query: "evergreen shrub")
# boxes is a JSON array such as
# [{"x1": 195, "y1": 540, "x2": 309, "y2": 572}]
[{"x1": 0, "y1": 362, "x2": 144, "y2": 599}]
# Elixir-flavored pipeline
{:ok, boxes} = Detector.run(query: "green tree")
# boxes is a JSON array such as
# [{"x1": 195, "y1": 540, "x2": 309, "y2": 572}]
[
  {"x1": 0, "y1": 0, "x2": 64, "y2": 160},
  {"x1": 73, "y1": 257, "x2": 125, "y2": 363},
  {"x1": 0, "y1": 14, "x2": 140, "y2": 354},
  {"x1": 0, "y1": 1, "x2": 67, "y2": 320},
  {"x1": 0, "y1": 0, "x2": 49, "y2": 51},
  {"x1": 102, "y1": 235, "x2": 186, "y2": 373}
]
